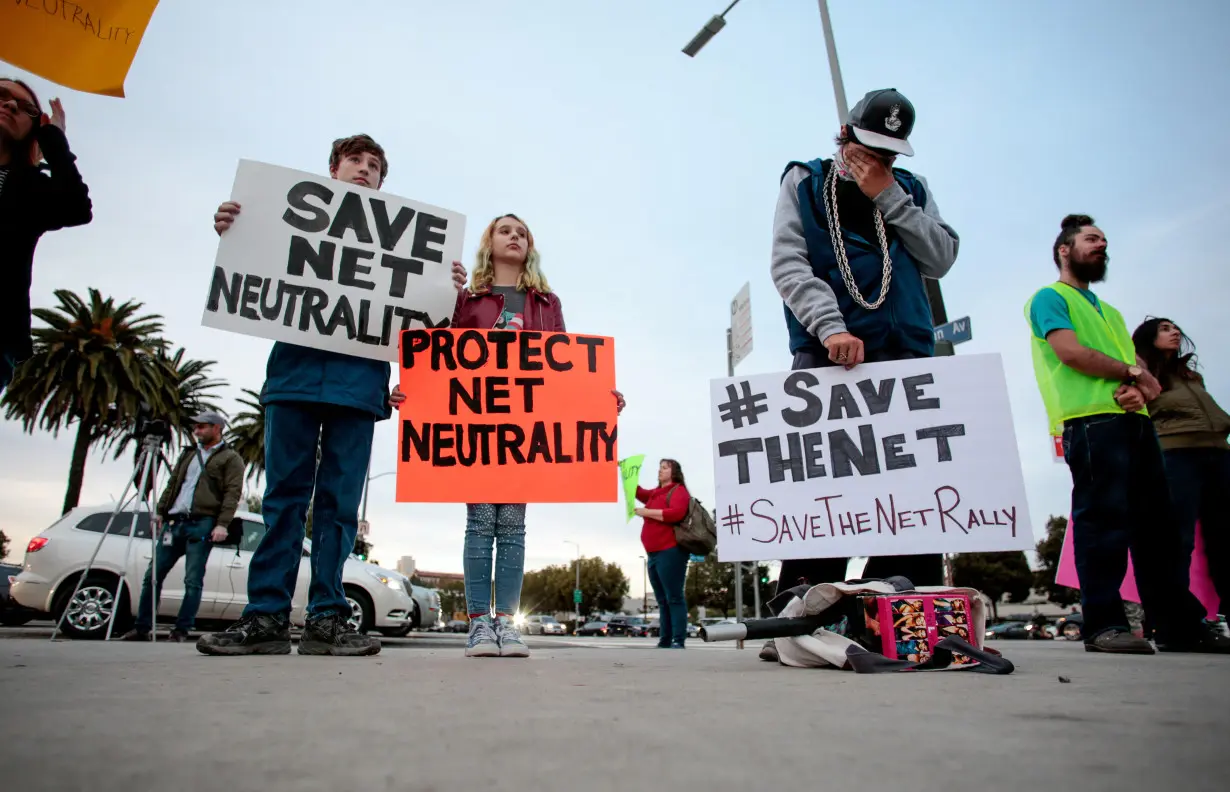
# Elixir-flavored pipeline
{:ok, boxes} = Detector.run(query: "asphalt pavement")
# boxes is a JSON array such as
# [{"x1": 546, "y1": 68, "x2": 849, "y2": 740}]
[{"x1": 0, "y1": 629, "x2": 1227, "y2": 792}]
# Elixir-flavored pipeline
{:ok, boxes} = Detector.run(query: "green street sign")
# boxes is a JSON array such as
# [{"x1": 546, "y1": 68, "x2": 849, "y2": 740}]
[{"x1": 573, "y1": 589, "x2": 582, "y2": 604}]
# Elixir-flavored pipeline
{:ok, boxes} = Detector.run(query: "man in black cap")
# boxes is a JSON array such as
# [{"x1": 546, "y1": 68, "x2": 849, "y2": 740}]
[
  {"x1": 763, "y1": 89, "x2": 959, "y2": 659},
  {"x1": 122, "y1": 411, "x2": 244, "y2": 642}
]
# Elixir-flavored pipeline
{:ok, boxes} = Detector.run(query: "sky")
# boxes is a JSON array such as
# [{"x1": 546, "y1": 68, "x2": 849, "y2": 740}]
[{"x1": 4, "y1": 1, "x2": 1230, "y2": 598}]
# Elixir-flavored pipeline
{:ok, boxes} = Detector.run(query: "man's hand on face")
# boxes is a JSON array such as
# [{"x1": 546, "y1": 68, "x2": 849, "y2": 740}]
[
  {"x1": 452, "y1": 261, "x2": 467, "y2": 292},
  {"x1": 210, "y1": 526, "x2": 229, "y2": 543},
  {"x1": 1114, "y1": 384, "x2": 1146, "y2": 412},
  {"x1": 844, "y1": 144, "x2": 896, "y2": 200},
  {"x1": 214, "y1": 202, "x2": 241, "y2": 236},
  {"x1": 822, "y1": 332, "x2": 865, "y2": 369}
]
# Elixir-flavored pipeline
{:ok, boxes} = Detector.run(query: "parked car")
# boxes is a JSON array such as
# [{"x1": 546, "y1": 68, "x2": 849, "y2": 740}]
[
  {"x1": 1054, "y1": 612, "x2": 1083, "y2": 640},
  {"x1": 984, "y1": 621, "x2": 1031, "y2": 640},
  {"x1": 524, "y1": 614, "x2": 566, "y2": 635},
  {"x1": 8, "y1": 504, "x2": 416, "y2": 639},
  {"x1": 576, "y1": 620, "x2": 611, "y2": 636},
  {"x1": 607, "y1": 616, "x2": 651, "y2": 637},
  {"x1": 363, "y1": 568, "x2": 440, "y2": 637},
  {"x1": 646, "y1": 620, "x2": 700, "y2": 639},
  {"x1": 1, "y1": 563, "x2": 39, "y2": 627}
]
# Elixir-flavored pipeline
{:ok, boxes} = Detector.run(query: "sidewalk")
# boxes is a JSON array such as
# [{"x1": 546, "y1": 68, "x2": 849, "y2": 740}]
[{"x1": 1, "y1": 637, "x2": 1226, "y2": 792}]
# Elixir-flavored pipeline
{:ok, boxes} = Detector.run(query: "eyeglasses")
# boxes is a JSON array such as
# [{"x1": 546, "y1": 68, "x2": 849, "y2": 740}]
[{"x1": 0, "y1": 86, "x2": 40, "y2": 118}]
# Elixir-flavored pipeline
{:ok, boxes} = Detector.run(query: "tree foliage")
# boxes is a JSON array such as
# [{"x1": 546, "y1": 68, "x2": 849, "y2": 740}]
[
  {"x1": 684, "y1": 556, "x2": 772, "y2": 617},
  {"x1": 951, "y1": 551, "x2": 1034, "y2": 619},
  {"x1": 1033, "y1": 514, "x2": 1081, "y2": 607},
  {"x1": 226, "y1": 388, "x2": 266, "y2": 482},
  {"x1": 0, "y1": 529, "x2": 9, "y2": 562},
  {"x1": 2, "y1": 289, "x2": 173, "y2": 514},
  {"x1": 520, "y1": 556, "x2": 629, "y2": 615}
]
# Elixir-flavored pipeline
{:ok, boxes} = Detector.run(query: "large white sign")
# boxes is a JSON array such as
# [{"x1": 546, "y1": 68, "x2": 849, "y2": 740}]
[
  {"x1": 202, "y1": 159, "x2": 466, "y2": 362},
  {"x1": 709, "y1": 354, "x2": 1033, "y2": 562},
  {"x1": 730, "y1": 282, "x2": 752, "y2": 369}
]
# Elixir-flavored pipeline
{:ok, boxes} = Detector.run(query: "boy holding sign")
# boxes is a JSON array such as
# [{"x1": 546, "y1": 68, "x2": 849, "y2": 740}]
[
  {"x1": 197, "y1": 135, "x2": 466, "y2": 657},
  {"x1": 449, "y1": 214, "x2": 625, "y2": 657}
]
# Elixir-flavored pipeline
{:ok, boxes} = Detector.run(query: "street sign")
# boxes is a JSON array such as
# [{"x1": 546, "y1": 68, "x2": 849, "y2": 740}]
[
  {"x1": 357, "y1": 520, "x2": 370, "y2": 537},
  {"x1": 573, "y1": 589, "x2": 582, "y2": 604},
  {"x1": 933, "y1": 316, "x2": 972, "y2": 345},
  {"x1": 730, "y1": 282, "x2": 753, "y2": 369}
]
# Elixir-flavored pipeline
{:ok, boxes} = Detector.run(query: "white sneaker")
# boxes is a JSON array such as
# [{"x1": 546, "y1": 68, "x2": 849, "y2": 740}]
[
  {"x1": 465, "y1": 616, "x2": 500, "y2": 657},
  {"x1": 495, "y1": 616, "x2": 530, "y2": 658}
]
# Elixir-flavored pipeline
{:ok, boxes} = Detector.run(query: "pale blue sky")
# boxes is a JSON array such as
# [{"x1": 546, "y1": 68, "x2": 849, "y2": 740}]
[{"x1": 4, "y1": 1, "x2": 1229, "y2": 596}]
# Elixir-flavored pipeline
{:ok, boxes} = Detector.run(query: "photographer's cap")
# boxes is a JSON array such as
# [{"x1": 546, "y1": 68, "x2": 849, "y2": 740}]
[
  {"x1": 192, "y1": 411, "x2": 226, "y2": 428},
  {"x1": 848, "y1": 88, "x2": 915, "y2": 157}
]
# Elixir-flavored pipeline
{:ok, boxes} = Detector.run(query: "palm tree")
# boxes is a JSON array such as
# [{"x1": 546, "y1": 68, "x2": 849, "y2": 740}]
[
  {"x1": 226, "y1": 388, "x2": 266, "y2": 482},
  {"x1": 101, "y1": 346, "x2": 228, "y2": 462},
  {"x1": 2, "y1": 289, "x2": 170, "y2": 514}
]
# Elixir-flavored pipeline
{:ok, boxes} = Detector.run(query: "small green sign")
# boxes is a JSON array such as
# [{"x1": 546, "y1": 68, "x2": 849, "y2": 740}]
[{"x1": 573, "y1": 589, "x2": 582, "y2": 604}]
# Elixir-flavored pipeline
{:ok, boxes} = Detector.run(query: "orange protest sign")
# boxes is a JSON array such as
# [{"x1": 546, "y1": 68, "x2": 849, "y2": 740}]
[
  {"x1": 0, "y1": 0, "x2": 160, "y2": 97},
  {"x1": 396, "y1": 329, "x2": 619, "y2": 504}
]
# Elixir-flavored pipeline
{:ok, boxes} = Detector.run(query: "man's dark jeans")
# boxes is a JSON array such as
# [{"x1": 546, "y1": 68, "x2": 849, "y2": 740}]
[
  {"x1": 1063, "y1": 413, "x2": 1207, "y2": 643},
  {"x1": 244, "y1": 402, "x2": 374, "y2": 621},
  {"x1": 135, "y1": 516, "x2": 214, "y2": 633},
  {"x1": 1163, "y1": 446, "x2": 1230, "y2": 606},
  {"x1": 648, "y1": 546, "x2": 689, "y2": 646},
  {"x1": 774, "y1": 346, "x2": 944, "y2": 598}
]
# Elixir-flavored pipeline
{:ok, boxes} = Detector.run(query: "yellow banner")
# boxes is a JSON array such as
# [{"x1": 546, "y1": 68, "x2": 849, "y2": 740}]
[{"x1": 0, "y1": 0, "x2": 160, "y2": 98}]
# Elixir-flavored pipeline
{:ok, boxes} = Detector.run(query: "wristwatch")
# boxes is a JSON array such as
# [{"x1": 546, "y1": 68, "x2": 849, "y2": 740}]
[{"x1": 1125, "y1": 365, "x2": 1143, "y2": 383}]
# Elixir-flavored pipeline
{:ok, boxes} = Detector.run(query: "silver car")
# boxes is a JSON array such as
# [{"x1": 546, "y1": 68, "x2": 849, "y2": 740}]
[{"x1": 10, "y1": 504, "x2": 416, "y2": 639}]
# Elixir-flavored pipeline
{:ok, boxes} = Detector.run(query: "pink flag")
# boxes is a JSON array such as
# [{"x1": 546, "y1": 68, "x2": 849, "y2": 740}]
[{"x1": 1056, "y1": 517, "x2": 1221, "y2": 619}]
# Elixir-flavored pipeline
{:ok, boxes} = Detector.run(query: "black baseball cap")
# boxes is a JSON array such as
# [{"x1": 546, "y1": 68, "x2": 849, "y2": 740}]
[{"x1": 848, "y1": 88, "x2": 915, "y2": 157}]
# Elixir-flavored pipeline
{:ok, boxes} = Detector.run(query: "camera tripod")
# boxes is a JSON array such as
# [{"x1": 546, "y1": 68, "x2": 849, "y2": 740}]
[{"x1": 50, "y1": 433, "x2": 168, "y2": 643}]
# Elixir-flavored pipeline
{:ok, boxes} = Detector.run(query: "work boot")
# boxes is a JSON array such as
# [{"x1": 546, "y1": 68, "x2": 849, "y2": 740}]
[
  {"x1": 495, "y1": 615, "x2": 530, "y2": 658},
  {"x1": 167, "y1": 629, "x2": 189, "y2": 643},
  {"x1": 119, "y1": 628, "x2": 151, "y2": 642},
  {"x1": 759, "y1": 640, "x2": 780, "y2": 662},
  {"x1": 298, "y1": 612, "x2": 381, "y2": 657},
  {"x1": 197, "y1": 613, "x2": 291, "y2": 656},
  {"x1": 465, "y1": 615, "x2": 500, "y2": 658},
  {"x1": 1156, "y1": 623, "x2": 1230, "y2": 654},
  {"x1": 1084, "y1": 628, "x2": 1155, "y2": 655}
]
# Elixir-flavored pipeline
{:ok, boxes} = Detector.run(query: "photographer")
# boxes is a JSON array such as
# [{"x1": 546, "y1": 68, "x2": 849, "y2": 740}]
[
  {"x1": 0, "y1": 78, "x2": 93, "y2": 395},
  {"x1": 122, "y1": 412, "x2": 244, "y2": 642}
]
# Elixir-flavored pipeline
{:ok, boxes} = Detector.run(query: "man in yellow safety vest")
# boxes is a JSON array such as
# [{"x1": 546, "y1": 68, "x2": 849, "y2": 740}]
[{"x1": 1026, "y1": 213, "x2": 1228, "y2": 655}]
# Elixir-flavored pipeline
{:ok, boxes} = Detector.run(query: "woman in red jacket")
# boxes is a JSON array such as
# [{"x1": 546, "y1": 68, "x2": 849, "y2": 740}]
[
  {"x1": 451, "y1": 213, "x2": 625, "y2": 659},
  {"x1": 636, "y1": 459, "x2": 692, "y2": 648}
]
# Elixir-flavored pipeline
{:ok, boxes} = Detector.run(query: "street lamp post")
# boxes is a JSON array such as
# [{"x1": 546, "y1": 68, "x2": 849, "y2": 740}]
[
  {"x1": 682, "y1": 0, "x2": 951, "y2": 336},
  {"x1": 360, "y1": 469, "x2": 396, "y2": 523},
  {"x1": 564, "y1": 540, "x2": 581, "y2": 629},
  {"x1": 639, "y1": 555, "x2": 648, "y2": 615}
]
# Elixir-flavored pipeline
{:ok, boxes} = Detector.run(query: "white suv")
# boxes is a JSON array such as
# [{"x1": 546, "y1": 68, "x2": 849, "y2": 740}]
[{"x1": 9, "y1": 504, "x2": 415, "y2": 639}]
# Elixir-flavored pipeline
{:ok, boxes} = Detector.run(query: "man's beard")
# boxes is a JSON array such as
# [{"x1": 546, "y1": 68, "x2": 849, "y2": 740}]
[{"x1": 1069, "y1": 251, "x2": 1109, "y2": 284}]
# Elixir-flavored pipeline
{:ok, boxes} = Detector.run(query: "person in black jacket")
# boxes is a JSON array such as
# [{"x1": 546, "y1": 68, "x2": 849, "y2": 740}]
[{"x1": 0, "y1": 78, "x2": 93, "y2": 395}]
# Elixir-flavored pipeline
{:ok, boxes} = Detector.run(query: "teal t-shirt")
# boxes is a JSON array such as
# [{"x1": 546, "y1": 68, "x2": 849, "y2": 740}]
[{"x1": 1028, "y1": 285, "x2": 1102, "y2": 340}]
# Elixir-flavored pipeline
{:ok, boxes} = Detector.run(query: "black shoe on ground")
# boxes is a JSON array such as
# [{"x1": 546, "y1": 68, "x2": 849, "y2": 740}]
[
  {"x1": 167, "y1": 629, "x2": 189, "y2": 643},
  {"x1": 1084, "y1": 628, "x2": 1155, "y2": 655},
  {"x1": 119, "y1": 628, "x2": 151, "y2": 642},
  {"x1": 298, "y1": 612, "x2": 380, "y2": 657},
  {"x1": 196, "y1": 613, "x2": 291, "y2": 656},
  {"x1": 1156, "y1": 624, "x2": 1230, "y2": 654}
]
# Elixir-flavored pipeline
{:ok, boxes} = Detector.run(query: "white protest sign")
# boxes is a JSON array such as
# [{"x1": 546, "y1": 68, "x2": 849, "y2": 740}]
[
  {"x1": 709, "y1": 354, "x2": 1033, "y2": 562},
  {"x1": 202, "y1": 159, "x2": 466, "y2": 362}
]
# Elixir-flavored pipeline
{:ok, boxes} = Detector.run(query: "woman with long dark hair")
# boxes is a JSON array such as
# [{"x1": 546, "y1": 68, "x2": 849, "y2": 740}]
[
  {"x1": 1132, "y1": 317, "x2": 1229, "y2": 607},
  {"x1": 0, "y1": 78, "x2": 92, "y2": 394},
  {"x1": 635, "y1": 459, "x2": 692, "y2": 648}
]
